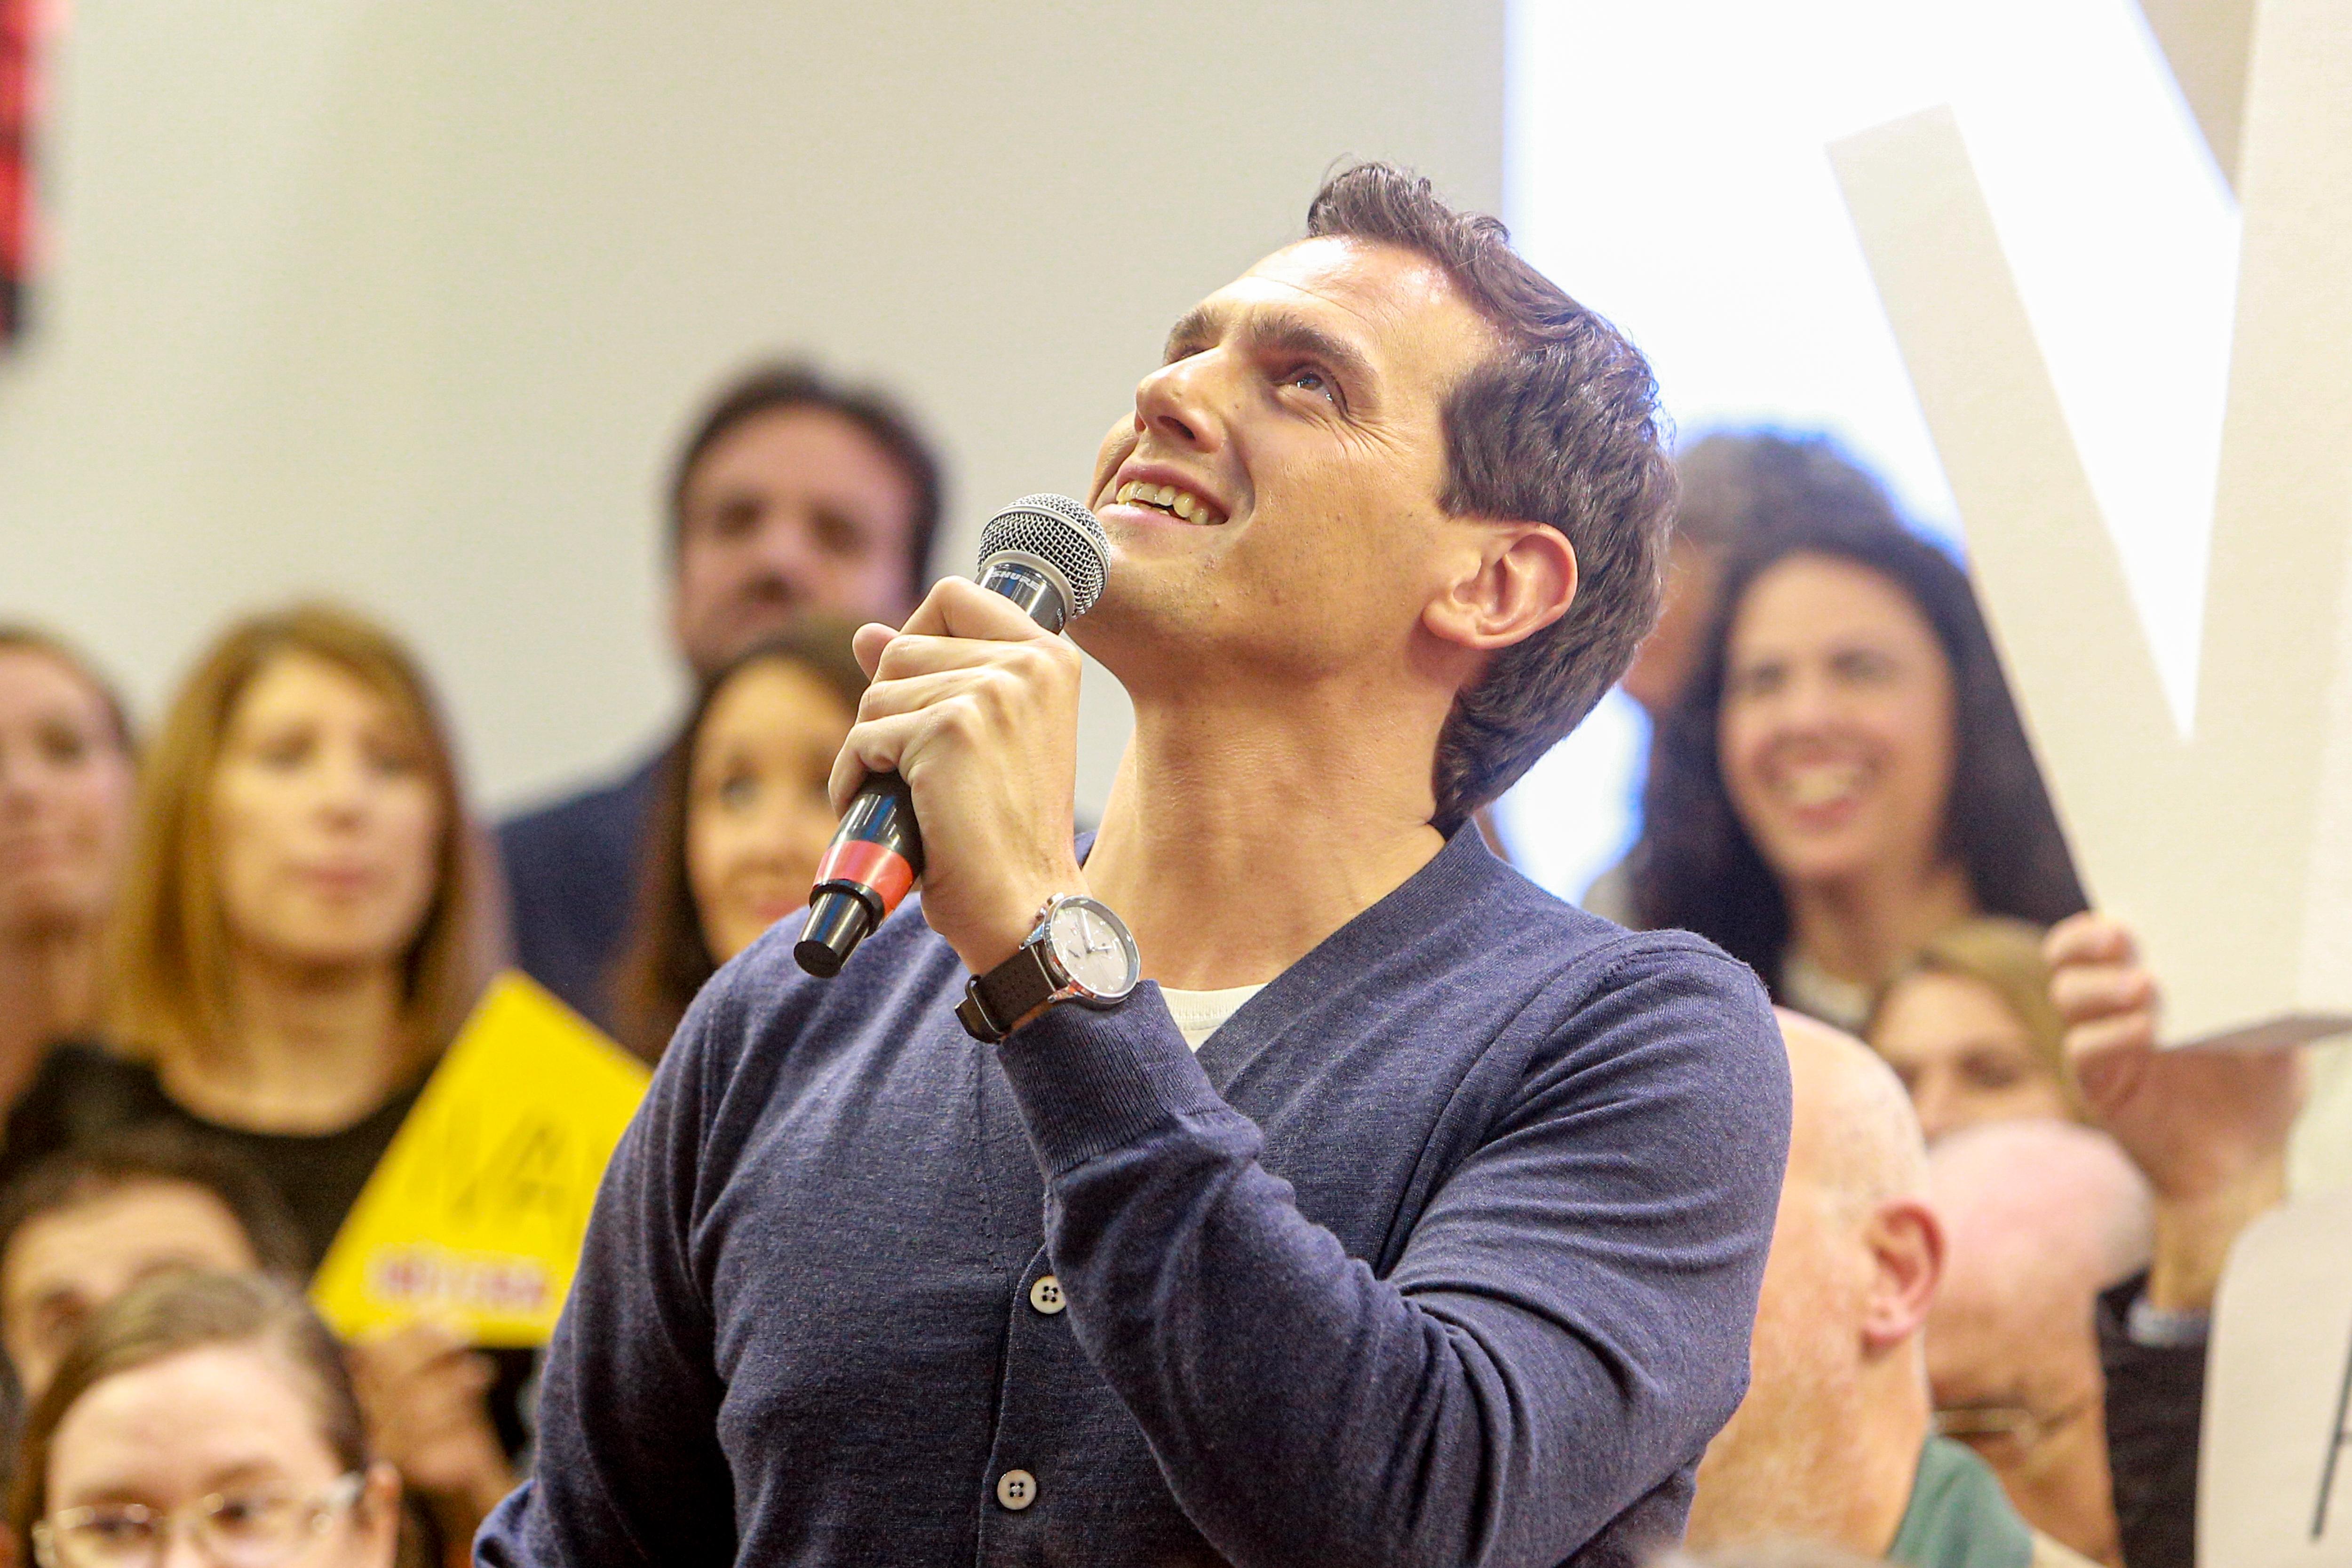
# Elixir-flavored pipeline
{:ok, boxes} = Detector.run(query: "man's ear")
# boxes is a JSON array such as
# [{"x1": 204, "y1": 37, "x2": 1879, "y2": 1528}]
[
  {"x1": 1859, "y1": 1197, "x2": 1945, "y2": 1354},
  {"x1": 1422, "y1": 521, "x2": 1578, "y2": 653}
]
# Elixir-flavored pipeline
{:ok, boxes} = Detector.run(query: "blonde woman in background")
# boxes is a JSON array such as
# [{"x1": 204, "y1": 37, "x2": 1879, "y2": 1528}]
[
  {"x1": 1867, "y1": 917, "x2": 2083, "y2": 1142},
  {"x1": 33, "y1": 604, "x2": 509, "y2": 1563}
]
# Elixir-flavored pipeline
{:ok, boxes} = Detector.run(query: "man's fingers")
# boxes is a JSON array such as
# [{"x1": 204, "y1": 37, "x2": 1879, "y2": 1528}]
[
  {"x1": 852, "y1": 622, "x2": 896, "y2": 679},
  {"x1": 891, "y1": 574, "x2": 1063, "y2": 648},
  {"x1": 869, "y1": 632, "x2": 1049, "y2": 683},
  {"x1": 928, "y1": 575, "x2": 1064, "y2": 641},
  {"x1": 828, "y1": 711, "x2": 927, "y2": 815},
  {"x1": 855, "y1": 579, "x2": 1073, "y2": 686}
]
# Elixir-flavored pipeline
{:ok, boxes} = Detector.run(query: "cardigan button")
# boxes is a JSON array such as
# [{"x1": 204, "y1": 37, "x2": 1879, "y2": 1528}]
[
  {"x1": 1029, "y1": 1275, "x2": 1066, "y2": 1315},
  {"x1": 996, "y1": 1469, "x2": 1038, "y2": 1511}
]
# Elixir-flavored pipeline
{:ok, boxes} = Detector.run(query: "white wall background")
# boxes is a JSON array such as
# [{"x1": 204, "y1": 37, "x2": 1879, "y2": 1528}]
[{"x1": 0, "y1": 1, "x2": 1503, "y2": 817}]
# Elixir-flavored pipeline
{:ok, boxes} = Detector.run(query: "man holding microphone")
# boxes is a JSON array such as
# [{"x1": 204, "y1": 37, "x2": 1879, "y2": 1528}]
[{"x1": 481, "y1": 163, "x2": 1788, "y2": 1568}]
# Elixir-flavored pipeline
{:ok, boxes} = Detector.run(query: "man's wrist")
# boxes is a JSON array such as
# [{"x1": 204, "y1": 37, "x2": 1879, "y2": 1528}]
[{"x1": 958, "y1": 873, "x2": 1090, "y2": 975}]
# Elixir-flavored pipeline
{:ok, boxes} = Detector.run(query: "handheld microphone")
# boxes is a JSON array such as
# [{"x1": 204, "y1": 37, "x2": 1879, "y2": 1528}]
[{"x1": 794, "y1": 493, "x2": 1111, "y2": 978}]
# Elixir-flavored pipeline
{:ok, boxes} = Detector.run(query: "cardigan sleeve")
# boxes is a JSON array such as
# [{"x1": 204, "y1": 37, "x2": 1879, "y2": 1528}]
[
  {"x1": 993, "y1": 939, "x2": 1790, "y2": 1568},
  {"x1": 474, "y1": 986, "x2": 741, "y2": 1568}
]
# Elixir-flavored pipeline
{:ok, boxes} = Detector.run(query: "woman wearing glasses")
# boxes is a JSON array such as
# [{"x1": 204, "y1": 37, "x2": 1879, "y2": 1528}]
[{"x1": 10, "y1": 1269, "x2": 402, "y2": 1568}]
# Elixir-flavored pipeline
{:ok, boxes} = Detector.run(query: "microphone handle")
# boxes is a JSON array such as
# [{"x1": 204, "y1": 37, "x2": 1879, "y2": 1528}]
[{"x1": 794, "y1": 556, "x2": 1070, "y2": 977}]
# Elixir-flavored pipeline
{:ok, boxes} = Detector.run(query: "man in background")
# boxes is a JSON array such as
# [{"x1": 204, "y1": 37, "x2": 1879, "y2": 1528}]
[
  {"x1": 498, "y1": 364, "x2": 942, "y2": 1026},
  {"x1": 1927, "y1": 1120, "x2": 2150, "y2": 1567},
  {"x1": 1687, "y1": 1011, "x2": 2093, "y2": 1568}
]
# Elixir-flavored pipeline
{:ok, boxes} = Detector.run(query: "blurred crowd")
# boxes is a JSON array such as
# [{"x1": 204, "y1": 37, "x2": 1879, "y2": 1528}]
[{"x1": 0, "y1": 358, "x2": 2335, "y2": 1568}]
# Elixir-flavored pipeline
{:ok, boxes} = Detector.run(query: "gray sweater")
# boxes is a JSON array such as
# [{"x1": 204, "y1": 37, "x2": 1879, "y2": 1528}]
[{"x1": 477, "y1": 828, "x2": 1790, "y2": 1567}]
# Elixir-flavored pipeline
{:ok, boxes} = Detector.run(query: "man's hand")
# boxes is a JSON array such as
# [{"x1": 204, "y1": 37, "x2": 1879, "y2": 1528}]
[
  {"x1": 837, "y1": 576, "x2": 1089, "y2": 975},
  {"x1": 347, "y1": 1325, "x2": 516, "y2": 1562},
  {"x1": 2046, "y1": 911, "x2": 2303, "y2": 1311}
]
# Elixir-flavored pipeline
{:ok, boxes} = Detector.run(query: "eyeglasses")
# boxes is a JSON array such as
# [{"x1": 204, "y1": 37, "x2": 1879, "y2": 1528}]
[
  {"x1": 32, "y1": 1471, "x2": 365, "y2": 1568},
  {"x1": 1933, "y1": 1396, "x2": 2098, "y2": 1461}
]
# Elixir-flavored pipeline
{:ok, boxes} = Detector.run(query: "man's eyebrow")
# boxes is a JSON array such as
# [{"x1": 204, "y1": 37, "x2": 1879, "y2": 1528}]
[
  {"x1": 1163, "y1": 303, "x2": 1378, "y2": 394},
  {"x1": 1162, "y1": 304, "x2": 1222, "y2": 360}
]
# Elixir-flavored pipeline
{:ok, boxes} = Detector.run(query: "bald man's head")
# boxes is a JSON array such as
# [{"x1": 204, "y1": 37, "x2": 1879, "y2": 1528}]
[
  {"x1": 1924, "y1": 1120, "x2": 2149, "y2": 1563},
  {"x1": 1929, "y1": 1120, "x2": 2151, "y2": 1315},
  {"x1": 1687, "y1": 1012, "x2": 1945, "y2": 1554},
  {"x1": 1781, "y1": 1009, "x2": 1928, "y2": 1216}
]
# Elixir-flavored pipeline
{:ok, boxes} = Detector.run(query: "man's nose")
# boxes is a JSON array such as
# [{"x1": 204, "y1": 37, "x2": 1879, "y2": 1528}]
[
  {"x1": 742, "y1": 509, "x2": 823, "y2": 594},
  {"x1": 1134, "y1": 355, "x2": 1223, "y2": 453}
]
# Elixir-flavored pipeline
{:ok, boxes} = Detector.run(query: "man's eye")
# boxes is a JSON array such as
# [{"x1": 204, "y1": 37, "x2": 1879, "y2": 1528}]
[
  {"x1": 718, "y1": 774, "x2": 759, "y2": 811},
  {"x1": 703, "y1": 499, "x2": 759, "y2": 541},
  {"x1": 1284, "y1": 366, "x2": 1335, "y2": 401},
  {"x1": 811, "y1": 509, "x2": 867, "y2": 558}
]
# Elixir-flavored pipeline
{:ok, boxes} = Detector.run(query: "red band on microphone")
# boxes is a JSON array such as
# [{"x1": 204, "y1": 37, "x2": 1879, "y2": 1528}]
[{"x1": 813, "y1": 838, "x2": 917, "y2": 917}]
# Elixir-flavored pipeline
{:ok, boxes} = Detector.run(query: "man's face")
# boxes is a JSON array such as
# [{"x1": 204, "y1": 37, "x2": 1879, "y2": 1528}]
[
  {"x1": 2, "y1": 1180, "x2": 261, "y2": 1398},
  {"x1": 1927, "y1": 1269, "x2": 2117, "y2": 1562},
  {"x1": 672, "y1": 406, "x2": 921, "y2": 680},
  {"x1": 1077, "y1": 237, "x2": 1502, "y2": 691},
  {"x1": 1689, "y1": 1160, "x2": 1871, "y2": 1544}
]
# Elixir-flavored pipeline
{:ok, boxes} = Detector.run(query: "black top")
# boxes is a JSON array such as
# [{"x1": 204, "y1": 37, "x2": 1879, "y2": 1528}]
[
  {"x1": 6, "y1": 1043, "x2": 537, "y2": 1463},
  {"x1": 0, "y1": 1042, "x2": 168, "y2": 1194},
  {"x1": 10, "y1": 1042, "x2": 424, "y2": 1271},
  {"x1": 2098, "y1": 1273, "x2": 2202, "y2": 1568},
  {"x1": 495, "y1": 751, "x2": 667, "y2": 1031}
]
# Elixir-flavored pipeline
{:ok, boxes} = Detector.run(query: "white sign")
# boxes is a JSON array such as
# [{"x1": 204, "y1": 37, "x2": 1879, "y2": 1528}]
[
  {"x1": 1826, "y1": 0, "x2": 2352, "y2": 1048},
  {"x1": 2203, "y1": 1190, "x2": 2352, "y2": 1565}
]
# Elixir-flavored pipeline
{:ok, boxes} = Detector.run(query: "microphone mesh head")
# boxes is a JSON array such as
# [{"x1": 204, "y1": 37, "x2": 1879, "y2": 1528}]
[{"x1": 979, "y1": 494, "x2": 1110, "y2": 618}]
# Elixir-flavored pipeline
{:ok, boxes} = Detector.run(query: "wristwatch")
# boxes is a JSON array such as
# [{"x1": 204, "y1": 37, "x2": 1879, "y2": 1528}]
[{"x1": 955, "y1": 893, "x2": 1142, "y2": 1043}]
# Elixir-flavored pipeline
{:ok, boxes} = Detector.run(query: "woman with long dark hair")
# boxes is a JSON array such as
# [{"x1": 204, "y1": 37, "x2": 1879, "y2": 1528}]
[
  {"x1": 609, "y1": 617, "x2": 867, "y2": 1059},
  {"x1": 1629, "y1": 452, "x2": 2083, "y2": 1029}
]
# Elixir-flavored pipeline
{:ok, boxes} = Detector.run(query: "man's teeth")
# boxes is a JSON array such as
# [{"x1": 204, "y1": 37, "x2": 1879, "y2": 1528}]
[{"x1": 1114, "y1": 479, "x2": 1222, "y2": 524}]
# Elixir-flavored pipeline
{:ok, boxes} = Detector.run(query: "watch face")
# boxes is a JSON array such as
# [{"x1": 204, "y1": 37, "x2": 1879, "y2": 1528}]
[{"x1": 1044, "y1": 898, "x2": 1140, "y2": 1000}]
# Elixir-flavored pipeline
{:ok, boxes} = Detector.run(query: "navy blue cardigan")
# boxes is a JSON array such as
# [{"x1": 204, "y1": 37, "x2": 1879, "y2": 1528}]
[{"x1": 477, "y1": 827, "x2": 1789, "y2": 1567}]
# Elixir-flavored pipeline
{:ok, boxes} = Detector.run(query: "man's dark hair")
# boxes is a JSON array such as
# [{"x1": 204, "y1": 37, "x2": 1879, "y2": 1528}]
[
  {"x1": 1671, "y1": 429, "x2": 1902, "y2": 553},
  {"x1": 1305, "y1": 163, "x2": 1677, "y2": 832},
  {"x1": 0, "y1": 1125, "x2": 308, "y2": 1281},
  {"x1": 668, "y1": 360, "x2": 946, "y2": 606},
  {"x1": 1629, "y1": 452, "x2": 2087, "y2": 986}
]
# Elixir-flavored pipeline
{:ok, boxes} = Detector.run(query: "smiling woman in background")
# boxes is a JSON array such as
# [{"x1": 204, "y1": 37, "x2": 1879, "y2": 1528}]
[
  {"x1": 1629, "y1": 451, "x2": 2083, "y2": 1031},
  {"x1": 609, "y1": 617, "x2": 866, "y2": 1060},
  {"x1": 0, "y1": 629, "x2": 136, "y2": 1182}
]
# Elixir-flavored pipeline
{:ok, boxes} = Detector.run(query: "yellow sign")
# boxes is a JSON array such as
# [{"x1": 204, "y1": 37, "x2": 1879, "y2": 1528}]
[{"x1": 311, "y1": 972, "x2": 652, "y2": 1346}]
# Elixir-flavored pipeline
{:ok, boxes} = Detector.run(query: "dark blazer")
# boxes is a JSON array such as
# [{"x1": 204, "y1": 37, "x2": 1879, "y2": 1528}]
[{"x1": 495, "y1": 750, "x2": 667, "y2": 1030}]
